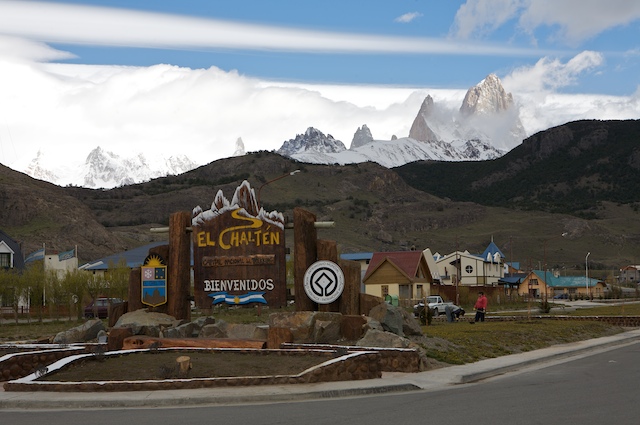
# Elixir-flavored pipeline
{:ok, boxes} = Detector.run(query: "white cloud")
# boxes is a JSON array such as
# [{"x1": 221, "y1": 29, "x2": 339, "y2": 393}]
[
  {"x1": 0, "y1": 1, "x2": 542, "y2": 57},
  {"x1": 502, "y1": 51, "x2": 604, "y2": 93},
  {"x1": 394, "y1": 12, "x2": 423, "y2": 24},
  {"x1": 519, "y1": 0, "x2": 640, "y2": 45},
  {"x1": 453, "y1": 0, "x2": 640, "y2": 45},
  {"x1": 0, "y1": 35, "x2": 75, "y2": 62},
  {"x1": 451, "y1": 0, "x2": 523, "y2": 39},
  {"x1": 0, "y1": 52, "x2": 437, "y2": 179}
]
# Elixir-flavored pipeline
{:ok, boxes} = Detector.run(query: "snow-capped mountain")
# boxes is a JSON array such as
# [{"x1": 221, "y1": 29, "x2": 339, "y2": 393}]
[
  {"x1": 16, "y1": 74, "x2": 525, "y2": 188},
  {"x1": 233, "y1": 138, "x2": 246, "y2": 156},
  {"x1": 278, "y1": 74, "x2": 522, "y2": 167},
  {"x1": 24, "y1": 146, "x2": 198, "y2": 189},
  {"x1": 278, "y1": 127, "x2": 347, "y2": 156}
]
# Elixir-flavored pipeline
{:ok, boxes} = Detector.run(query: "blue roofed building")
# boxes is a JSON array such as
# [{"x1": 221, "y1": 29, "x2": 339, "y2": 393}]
[
  {"x1": 519, "y1": 270, "x2": 606, "y2": 299},
  {"x1": 79, "y1": 241, "x2": 169, "y2": 275}
]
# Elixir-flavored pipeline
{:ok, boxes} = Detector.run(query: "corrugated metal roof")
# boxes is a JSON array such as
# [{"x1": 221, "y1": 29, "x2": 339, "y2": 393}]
[
  {"x1": 532, "y1": 270, "x2": 603, "y2": 288},
  {"x1": 340, "y1": 252, "x2": 373, "y2": 261},
  {"x1": 79, "y1": 241, "x2": 169, "y2": 271}
]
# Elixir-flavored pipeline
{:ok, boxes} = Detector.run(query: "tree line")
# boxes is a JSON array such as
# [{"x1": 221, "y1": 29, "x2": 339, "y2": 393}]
[{"x1": 0, "y1": 259, "x2": 130, "y2": 324}]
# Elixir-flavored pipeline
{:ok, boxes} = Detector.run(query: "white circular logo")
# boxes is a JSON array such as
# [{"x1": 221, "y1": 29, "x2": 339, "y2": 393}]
[{"x1": 303, "y1": 260, "x2": 345, "y2": 304}]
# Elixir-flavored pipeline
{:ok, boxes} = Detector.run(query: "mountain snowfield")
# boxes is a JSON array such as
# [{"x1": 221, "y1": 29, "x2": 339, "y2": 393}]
[
  {"x1": 17, "y1": 74, "x2": 525, "y2": 188},
  {"x1": 277, "y1": 74, "x2": 525, "y2": 167},
  {"x1": 22, "y1": 146, "x2": 199, "y2": 189}
]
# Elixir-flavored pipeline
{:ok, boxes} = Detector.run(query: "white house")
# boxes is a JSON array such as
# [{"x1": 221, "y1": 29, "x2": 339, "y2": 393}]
[{"x1": 434, "y1": 241, "x2": 505, "y2": 287}]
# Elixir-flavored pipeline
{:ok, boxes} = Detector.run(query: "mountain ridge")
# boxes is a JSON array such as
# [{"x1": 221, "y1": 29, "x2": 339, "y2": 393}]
[
  {"x1": 11, "y1": 74, "x2": 524, "y2": 188},
  {"x1": 2, "y1": 119, "x2": 639, "y2": 269}
]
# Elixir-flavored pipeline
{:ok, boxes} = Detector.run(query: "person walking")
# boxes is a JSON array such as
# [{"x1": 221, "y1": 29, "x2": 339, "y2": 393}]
[{"x1": 473, "y1": 291, "x2": 488, "y2": 323}]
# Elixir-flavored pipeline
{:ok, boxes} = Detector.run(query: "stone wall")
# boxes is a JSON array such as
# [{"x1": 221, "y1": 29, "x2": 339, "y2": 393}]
[
  {"x1": 3, "y1": 348, "x2": 381, "y2": 392},
  {"x1": 0, "y1": 346, "x2": 92, "y2": 381},
  {"x1": 282, "y1": 343, "x2": 423, "y2": 373}
]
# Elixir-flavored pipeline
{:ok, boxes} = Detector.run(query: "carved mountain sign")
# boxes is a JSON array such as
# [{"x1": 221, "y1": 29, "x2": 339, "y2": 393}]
[{"x1": 192, "y1": 181, "x2": 287, "y2": 309}]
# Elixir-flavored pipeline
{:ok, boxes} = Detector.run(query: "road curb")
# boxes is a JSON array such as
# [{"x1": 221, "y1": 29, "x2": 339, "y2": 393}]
[{"x1": 454, "y1": 330, "x2": 640, "y2": 384}]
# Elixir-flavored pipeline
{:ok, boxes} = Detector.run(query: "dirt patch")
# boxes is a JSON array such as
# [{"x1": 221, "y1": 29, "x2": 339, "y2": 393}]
[{"x1": 38, "y1": 350, "x2": 330, "y2": 382}]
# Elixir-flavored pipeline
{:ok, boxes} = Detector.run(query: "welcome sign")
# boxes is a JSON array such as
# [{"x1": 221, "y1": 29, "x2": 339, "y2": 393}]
[{"x1": 192, "y1": 181, "x2": 287, "y2": 308}]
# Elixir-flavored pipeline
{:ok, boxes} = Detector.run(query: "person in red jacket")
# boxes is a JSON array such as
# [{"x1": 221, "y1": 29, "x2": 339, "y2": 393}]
[{"x1": 473, "y1": 291, "x2": 488, "y2": 323}]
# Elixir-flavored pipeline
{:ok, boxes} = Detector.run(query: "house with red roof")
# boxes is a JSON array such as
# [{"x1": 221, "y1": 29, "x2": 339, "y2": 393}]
[{"x1": 362, "y1": 249, "x2": 440, "y2": 303}]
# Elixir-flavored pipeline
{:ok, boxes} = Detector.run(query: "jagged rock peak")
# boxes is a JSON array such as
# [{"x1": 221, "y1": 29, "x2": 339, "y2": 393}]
[
  {"x1": 460, "y1": 74, "x2": 514, "y2": 116},
  {"x1": 417, "y1": 95, "x2": 435, "y2": 117},
  {"x1": 408, "y1": 95, "x2": 440, "y2": 142},
  {"x1": 351, "y1": 124, "x2": 374, "y2": 149},
  {"x1": 277, "y1": 127, "x2": 347, "y2": 156},
  {"x1": 25, "y1": 150, "x2": 59, "y2": 183},
  {"x1": 233, "y1": 137, "x2": 246, "y2": 156}
]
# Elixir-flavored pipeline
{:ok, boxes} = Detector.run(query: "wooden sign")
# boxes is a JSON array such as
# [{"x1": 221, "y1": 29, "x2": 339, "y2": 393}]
[
  {"x1": 141, "y1": 254, "x2": 167, "y2": 307},
  {"x1": 192, "y1": 181, "x2": 287, "y2": 309}
]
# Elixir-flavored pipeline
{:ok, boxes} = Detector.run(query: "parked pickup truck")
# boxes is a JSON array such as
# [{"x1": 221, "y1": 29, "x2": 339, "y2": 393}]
[{"x1": 413, "y1": 296, "x2": 459, "y2": 317}]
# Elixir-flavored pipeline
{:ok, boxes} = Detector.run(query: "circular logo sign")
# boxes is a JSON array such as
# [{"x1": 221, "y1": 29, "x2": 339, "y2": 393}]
[{"x1": 303, "y1": 260, "x2": 345, "y2": 304}]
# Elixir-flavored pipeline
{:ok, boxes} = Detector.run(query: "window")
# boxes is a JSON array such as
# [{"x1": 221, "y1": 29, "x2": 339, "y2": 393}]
[
  {"x1": 465, "y1": 265, "x2": 473, "y2": 274},
  {"x1": 0, "y1": 253, "x2": 11, "y2": 268},
  {"x1": 381, "y1": 285, "x2": 389, "y2": 297}
]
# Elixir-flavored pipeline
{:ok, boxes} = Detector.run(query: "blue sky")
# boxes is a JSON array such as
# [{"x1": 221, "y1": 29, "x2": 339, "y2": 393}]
[
  {"x1": 0, "y1": 0, "x2": 640, "y2": 186},
  {"x1": 6, "y1": 0, "x2": 638, "y2": 94}
]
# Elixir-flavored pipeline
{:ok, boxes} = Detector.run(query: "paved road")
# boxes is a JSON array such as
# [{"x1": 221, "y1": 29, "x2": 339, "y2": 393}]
[{"x1": 3, "y1": 342, "x2": 639, "y2": 424}]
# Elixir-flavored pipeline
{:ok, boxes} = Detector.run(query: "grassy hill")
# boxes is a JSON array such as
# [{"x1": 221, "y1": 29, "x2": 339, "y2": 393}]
[
  {"x1": 2, "y1": 119, "x2": 640, "y2": 273},
  {"x1": 395, "y1": 119, "x2": 640, "y2": 218}
]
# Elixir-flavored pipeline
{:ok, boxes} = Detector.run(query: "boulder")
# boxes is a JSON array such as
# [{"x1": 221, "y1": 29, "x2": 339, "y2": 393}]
[
  {"x1": 363, "y1": 316, "x2": 384, "y2": 333},
  {"x1": 269, "y1": 311, "x2": 316, "y2": 342},
  {"x1": 225, "y1": 323, "x2": 268, "y2": 340},
  {"x1": 199, "y1": 320, "x2": 228, "y2": 338},
  {"x1": 356, "y1": 329, "x2": 411, "y2": 349},
  {"x1": 312, "y1": 314, "x2": 342, "y2": 343},
  {"x1": 192, "y1": 316, "x2": 216, "y2": 331},
  {"x1": 340, "y1": 315, "x2": 367, "y2": 341},
  {"x1": 368, "y1": 303, "x2": 404, "y2": 336},
  {"x1": 113, "y1": 309, "x2": 179, "y2": 337},
  {"x1": 399, "y1": 308, "x2": 423, "y2": 336},
  {"x1": 269, "y1": 311, "x2": 343, "y2": 343},
  {"x1": 163, "y1": 322, "x2": 197, "y2": 339},
  {"x1": 53, "y1": 319, "x2": 105, "y2": 344}
]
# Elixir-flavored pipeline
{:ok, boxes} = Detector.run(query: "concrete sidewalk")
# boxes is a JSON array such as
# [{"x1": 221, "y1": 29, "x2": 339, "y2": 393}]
[{"x1": 2, "y1": 328, "x2": 640, "y2": 410}]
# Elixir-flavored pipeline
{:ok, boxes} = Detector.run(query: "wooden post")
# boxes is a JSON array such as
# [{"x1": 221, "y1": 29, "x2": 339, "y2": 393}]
[
  {"x1": 293, "y1": 207, "x2": 317, "y2": 312},
  {"x1": 317, "y1": 239, "x2": 339, "y2": 312},
  {"x1": 128, "y1": 267, "x2": 143, "y2": 312},
  {"x1": 168, "y1": 211, "x2": 191, "y2": 321},
  {"x1": 339, "y1": 259, "x2": 361, "y2": 316}
]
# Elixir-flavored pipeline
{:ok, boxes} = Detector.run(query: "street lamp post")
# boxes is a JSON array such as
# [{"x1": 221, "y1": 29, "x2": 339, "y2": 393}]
[
  {"x1": 543, "y1": 232, "x2": 568, "y2": 303},
  {"x1": 257, "y1": 170, "x2": 301, "y2": 208},
  {"x1": 586, "y1": 252, "x2": 591, "y2": 299}
]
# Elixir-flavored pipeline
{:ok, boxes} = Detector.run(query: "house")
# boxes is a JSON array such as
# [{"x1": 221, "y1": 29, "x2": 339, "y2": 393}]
[
  {"x1": 340, "y1": 252, "x2": 373, "y2": 274},
  {"x1": 362, "y1": 249, "x2": 439, "y2": 302},
  {"x1": 79, "y1": 241, "x2": 169, "y2": 277},
  {"x1": 618, "y1": 265, "x2": 640, "y2": 285},
  {"x1": 0, "y1": 230, "x2": 25, "y2": 271},
  {"x1": 44, "y1": 248, "x2": 79, "y2": 280},
  {"x1": 0, "y1": 230, "x2": 26, "y2": 312},
  {"x1": 518, "y1": 270, "x2": 606, "y2": 299},
  {"x1": 504, "y1": 261, "x2": 522, "y2": 275},
  {"x1": 434, "y1": 240, "x2": 505, "y2": 287}
]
